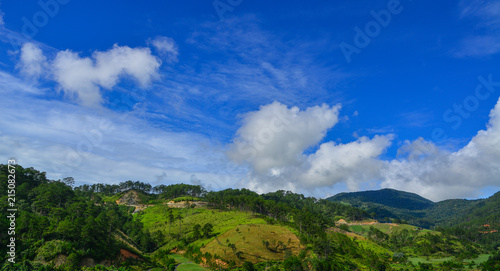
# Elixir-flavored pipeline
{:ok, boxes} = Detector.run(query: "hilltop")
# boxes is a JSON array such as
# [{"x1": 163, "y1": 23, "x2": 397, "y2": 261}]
[{"x1": 328, "y1": 188, "x2": 435, "y2": 210}]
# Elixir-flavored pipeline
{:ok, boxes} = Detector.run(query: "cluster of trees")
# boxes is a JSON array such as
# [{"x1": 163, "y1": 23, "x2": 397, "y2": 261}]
[
  {"x1": 0, "y1": 165, "x2": 157, "y2": 270},
  {"x1": 74, "y1": 180, "x2": 152, "y2": 194},
  {"x1": 362, "y1": 226, "x2": 481, "y2": 258},
  {"x1": 481, "y1": 252, "x2": 500, "y2": 270},
  {"x1": 74, "y1": 181, "x2": 206, "y2": 199},
  {"x1": 154, "y1": 183, "x2": 206, "y2": 198},
  {"x1": 436, "y1": 192, "x2": 500, "y2": 252},
  {"x1": 204, "y1": 188, "x2": 368, "y2": 239}
]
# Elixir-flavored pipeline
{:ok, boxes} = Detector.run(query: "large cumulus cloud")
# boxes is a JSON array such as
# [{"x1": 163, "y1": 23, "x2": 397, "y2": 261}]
[
  {"x1": 228, "y1": 98, "x2": 500, "y2": 201},
  {"x1": 381, "y1": 97, "x2": 500, "y2": 201},
  {"x1": 227, "y1": 101, "x2": 394, "y2": 195}
]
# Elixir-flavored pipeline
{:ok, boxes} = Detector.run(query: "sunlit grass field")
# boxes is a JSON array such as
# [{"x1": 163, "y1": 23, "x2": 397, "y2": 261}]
[{"x1": 201, "y1": 224, "x2": 301, "y2": 264}]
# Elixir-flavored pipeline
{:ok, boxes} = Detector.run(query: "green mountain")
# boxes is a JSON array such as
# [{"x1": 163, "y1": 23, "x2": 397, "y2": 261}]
[
  {"x1": 327, "y1": 188, "x2": 499, "y2": 230},
  {"x1": 327, "y1": 188, "x2": 436, "y2": 227},
  {"x1": 328, "y1": 188, "x2": 435, "y2": 210}
]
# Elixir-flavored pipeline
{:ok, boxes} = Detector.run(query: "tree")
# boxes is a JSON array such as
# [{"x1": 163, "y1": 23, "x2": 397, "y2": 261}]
[
  {"x1": 192, "y1": 224, "x2": 201, "y2": 240},
  {"x1": 283, "y1": 256, "x2": 304, "y2": 271},
  {"x1": 62, "y1": 177, "x2": 75, "y2": 188},
  {"x1": 263, "y1": 240, "x2": 270, "y2": 250},
  {"x1": 242, "y1": 261, "x2": 255, "y2": 271},
  {"x1": 176, "y1": 213, "x2": 182, "y2": 239},
  {"x1": 202, "y1": 223, "x2": 214, "y2": 238},
  {"x1": 31, "y1": 181, "x2": 75, "y2": 215},
  {"x1": 168, "y1": 211, "x2": 175, "y2": 237}
]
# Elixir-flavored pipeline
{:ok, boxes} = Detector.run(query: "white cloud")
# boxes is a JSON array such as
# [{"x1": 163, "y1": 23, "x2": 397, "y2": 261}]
[
  {"x1": 227, "y1": 101, "x2": 341, "y2": 174},
  {"x1": 17, "y1": 42, "x2": 47, "y2": 80},
  {"x1": 53, "y1": 44, "x2": 161, "y2": 106},
  {"x1": 303, "y1": 135, "x2": 393, "y2": 190},
  {"x1": 381, "y1": 97, "x2": 500, "y2": 201},
  {"x1": 229, "y1": 98, "x2": 500, "y2": 201},
  {"x1": 227, "y1": 101, "x2": 394, "y2": 195},
  {"x1": 149, "y1": 36, "x2": 178, "y2": 62},
  {"x1": 17, "y1": 43, "x2": 162, "y2": 106}
]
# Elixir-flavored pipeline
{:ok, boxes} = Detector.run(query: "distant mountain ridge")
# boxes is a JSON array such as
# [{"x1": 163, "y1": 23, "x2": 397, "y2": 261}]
[
  {"x1": 328, "y1": 188, "x2": 434, "y2": 210},
  {"x1": 327, "y1": 188, "x2": 499, "y2": 229}
]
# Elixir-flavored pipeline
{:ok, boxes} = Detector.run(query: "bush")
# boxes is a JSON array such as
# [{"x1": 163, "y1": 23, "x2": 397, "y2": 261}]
[
  {"x1": 36, "y1": 240, "x2": 73, "y2": 261},
  {"x1": 63, "y1": 253, "x2": 80, "y2": 271}
]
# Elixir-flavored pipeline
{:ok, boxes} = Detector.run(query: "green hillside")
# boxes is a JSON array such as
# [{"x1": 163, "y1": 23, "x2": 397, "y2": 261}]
[
  {"x1": 327, "y1": 188, "x2": 500, "y2": 231},
  {"x1": 1, "y1": 164, "x2": 499, "y2": 270},
  {"x1": 327, "y1": 188, "x2": 436, "y2": 227},
  {"x1": 426, "y1": 198, "x2": 484, "y2": 227}
]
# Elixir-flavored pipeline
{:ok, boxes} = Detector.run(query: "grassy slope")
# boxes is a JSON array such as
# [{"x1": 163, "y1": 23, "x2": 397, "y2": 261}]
[
  {"x1": 349, "y1": 223, "x2": 434, "y2": 236},
  {"x1": 201, "y1": 224, "x2": 301, "y2": 264},
  {"x1": 407, "y1": 254, "x2": 490, "y2": 269},
  {"x1": 348, "y1": 234, "x2": 392, "y2": 256},
  {"x1": 138, "y1": 205, "x2": 267, "y2": 239},
  {"x1": 138, "y1": 205, "x2": 306, "y2": 267},
  {"x1": 136, "y1": 195, "x2": 495, "y2": 269},
  {"x1": 170, "y1": 254, "x2": 209, "y2": 271}
]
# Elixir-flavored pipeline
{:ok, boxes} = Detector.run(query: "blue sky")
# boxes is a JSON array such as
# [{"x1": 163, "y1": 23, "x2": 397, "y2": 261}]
[{"x1": 0, "y1": 0, "x2": 499, "y2": 201}]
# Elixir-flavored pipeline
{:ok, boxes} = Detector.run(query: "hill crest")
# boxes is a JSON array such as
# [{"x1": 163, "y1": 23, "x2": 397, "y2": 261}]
[{"x1": 327, "y1": 188, "x2": 435, "y2": 211}]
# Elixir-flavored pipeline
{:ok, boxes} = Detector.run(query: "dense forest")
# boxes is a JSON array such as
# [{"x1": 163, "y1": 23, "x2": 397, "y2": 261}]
[{"x1": 1, "y1": 164, "x2": 499, "y2": 270}]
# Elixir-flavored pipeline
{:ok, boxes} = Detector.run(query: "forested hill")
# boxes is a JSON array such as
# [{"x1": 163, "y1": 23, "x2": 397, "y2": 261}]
[
  {"x1": 327, "y1": 188, "x2": 499, "y2": 230},
  {"x1": 327, "y1": 188, "x2": 435, "y2": 210},
  {"x1": 0, "y1": 164, "x2": 379, "y2": 270},
  {"x1": 439, "y1": 191, "x2": 500, "y2": 228},
  {"x1": 1, "y1": 164, "x2": 499, "y2": 270}
]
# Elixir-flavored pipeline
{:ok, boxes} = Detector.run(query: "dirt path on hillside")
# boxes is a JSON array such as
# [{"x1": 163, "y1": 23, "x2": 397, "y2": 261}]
[{"x1": 113, "y1": 229, "x2": 140, "y2": 252}]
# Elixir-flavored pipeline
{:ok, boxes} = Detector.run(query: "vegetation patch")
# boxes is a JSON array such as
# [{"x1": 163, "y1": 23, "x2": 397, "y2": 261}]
[{"x1": 201, "y1": 224, "x2": 301, "y2": 265}]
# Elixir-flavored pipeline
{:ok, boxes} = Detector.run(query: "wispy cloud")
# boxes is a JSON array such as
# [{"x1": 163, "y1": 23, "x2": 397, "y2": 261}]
[
  {"x1": 0, "y1": 71, "x2": 241, "y2": 189},
  {"x1": 455, "y1": 35, "x2": 500, "y2": 58},
  {"x1": 148, "y1": 36, "x2": 178, "y2": 62},
  {"x1": 0, "y1": 9, "x2": 4, "y2": 26},
  {"x1": 398, "y1": 109, "x2": 434, "y2": 128},
  {"x1": 455, "y1": 0, "x2": 500, "y2": 57},
  {"x1": 183, "y1": 15, "x2": 348, "y2": 106},
  {"x1": 459, "y1": 0, "x2": 500, "y2": 26},
  {"x1": 131, "y1": 15, "x2": 350, "y2": 141}
]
